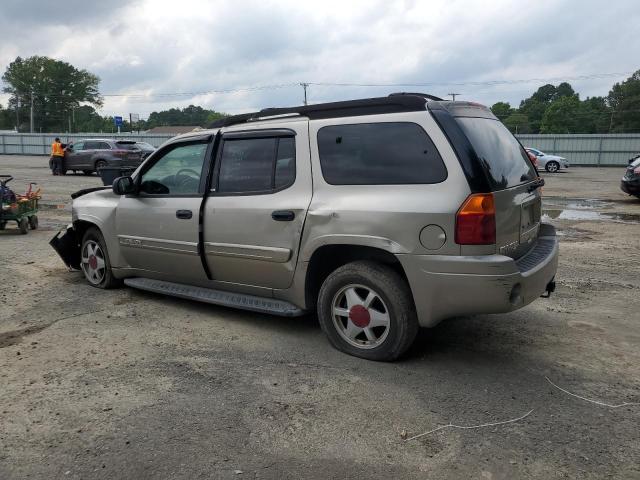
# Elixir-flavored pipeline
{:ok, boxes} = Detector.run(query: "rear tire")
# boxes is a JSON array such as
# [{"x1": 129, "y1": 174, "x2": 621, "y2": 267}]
[
  {"x1": 545, "y1": 161, "x2": 560, "y2": 173},
  {"x1": 317, "y1": 261, "x2": 418, "y2": 361},
  {"x1": 95, "y1": 160, "x2": 107, "y2": 172},
  {"x1": 80, "y1": 227, "x2": 121, "y2": 289},
  {"x1": 19, "y1": 218, "x2": 29, "y2": 234}
]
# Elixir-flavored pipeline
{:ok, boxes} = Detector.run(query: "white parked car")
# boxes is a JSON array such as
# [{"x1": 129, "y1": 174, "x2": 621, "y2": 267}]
[{"x1": 525, "y1": 148, "x2": 569, "y2": 173}]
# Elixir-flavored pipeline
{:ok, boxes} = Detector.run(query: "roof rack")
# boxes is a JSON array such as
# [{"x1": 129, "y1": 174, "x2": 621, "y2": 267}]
[{"x1": 207, "y1": 93, "x2": 442, "y2": 129}]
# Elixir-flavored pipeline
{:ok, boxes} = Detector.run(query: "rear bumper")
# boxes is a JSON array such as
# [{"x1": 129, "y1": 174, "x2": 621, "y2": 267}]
[{"x1": 398, "y1": 223, "x2": 559, "y2": 327}]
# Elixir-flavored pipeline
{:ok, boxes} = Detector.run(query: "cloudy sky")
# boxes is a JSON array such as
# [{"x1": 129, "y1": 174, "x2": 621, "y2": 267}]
[{"x1": 1, "y1": 0, "x2": 639, "y2": 119}]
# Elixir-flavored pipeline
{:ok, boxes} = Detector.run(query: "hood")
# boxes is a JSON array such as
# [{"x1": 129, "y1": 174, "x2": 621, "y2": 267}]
[{"x1": 70, "y1": 186, "x2": 110, "y2": 199}]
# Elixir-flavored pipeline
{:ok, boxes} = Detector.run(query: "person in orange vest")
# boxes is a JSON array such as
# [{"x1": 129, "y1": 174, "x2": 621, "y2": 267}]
[{"x1": 50, "y1": 137, "x2": 65, "y2": 175}]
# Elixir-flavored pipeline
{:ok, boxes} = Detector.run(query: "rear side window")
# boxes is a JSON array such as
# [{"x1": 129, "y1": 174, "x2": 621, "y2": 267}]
[
  {"x1": 217, "y1": 136, "x2": 296, "y2": 193},
  {"x1": 317, "y1": 122, "x2": 447, "y2": 185},
  {"x1": 116, "y1": 142, "x2": 138, "y2": 150},
  {"x1": 456, "y1": 118, "x2": 537, "y2": 189}
]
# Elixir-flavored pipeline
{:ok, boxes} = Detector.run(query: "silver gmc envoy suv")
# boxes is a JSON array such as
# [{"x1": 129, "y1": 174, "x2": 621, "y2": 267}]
[{"x1": 51, "y1": 94, "x2": 558, "y2": 361}]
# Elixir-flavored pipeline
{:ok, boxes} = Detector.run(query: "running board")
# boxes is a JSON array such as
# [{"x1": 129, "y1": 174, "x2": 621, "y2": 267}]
[{"x1": 123, "y1": 278, "x2": 305, "y2": 317}]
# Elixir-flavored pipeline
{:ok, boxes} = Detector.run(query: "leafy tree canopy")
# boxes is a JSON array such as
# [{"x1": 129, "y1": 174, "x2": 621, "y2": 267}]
[{"x1": 2, "y1": 55, "x2": 101, "y2": 132}]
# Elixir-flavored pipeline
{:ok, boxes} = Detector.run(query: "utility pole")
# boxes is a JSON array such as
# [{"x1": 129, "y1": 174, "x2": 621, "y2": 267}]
[
  {"x1": 447, "y1": 93, "x2": 461, "y2": 101},
  {"x1": 72, "y1": 107, "x2": 75, "y2": 133},
  {"x1": 300, "y1": 82, "x2": 309, "y2": 106},
  {"x1": 16, "y1": 98, "x2": 20, "y2": 132},
  {"x1": 608, "y1": 111, "x2": 614, "y2": 133},
  {"x1": 30, "y1": 89, "x2": 34, "y2": 133}
]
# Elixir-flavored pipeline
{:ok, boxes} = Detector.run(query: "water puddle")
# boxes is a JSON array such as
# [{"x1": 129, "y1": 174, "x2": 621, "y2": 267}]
[
  {"x1": 542, "y1": 197, "x2": 640, "y2": 224},
  {"x1": 543, "y1": 198, "x2": 614, "y2": 210}
]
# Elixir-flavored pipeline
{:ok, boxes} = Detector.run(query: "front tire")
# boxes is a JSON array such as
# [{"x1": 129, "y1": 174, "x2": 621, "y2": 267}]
[
  {"x1": 80, "y1": 227, "x2": 121, "y2": 289},
  {"x1": 545, "y1": 161, "x2": 560, "y2": 173},
  {"x1": 317, "y1": 261, "x2": 418, "y2": 361}
]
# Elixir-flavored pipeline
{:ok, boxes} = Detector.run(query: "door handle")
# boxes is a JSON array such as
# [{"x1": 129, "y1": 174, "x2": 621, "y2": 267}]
[
  {"x1": 271, "y1": 210, "x2": 295, "y2": 221},
  {"x1": 176, "y1": 209, "x2": 193, "y2": 219}
]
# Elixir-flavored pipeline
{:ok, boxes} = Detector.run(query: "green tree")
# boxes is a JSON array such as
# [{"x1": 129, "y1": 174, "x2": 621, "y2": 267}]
[
  {"x1": 2, "y1": 55, "x2": 102, "y2": 132},
  {"x1": 490, "y1": 101, "x2": 512, "y2": 119},
  {"x1": 503, "y1": 113, "x2": 531, "y2": 134},
  {"x1": 577, "y1": 96, "x2": 611, "y2": 133},
  {"x1": 555, "y1": 82, "x2": 577, "y2": 99},
  {"x1": 0, "y1": 103, "x2": 14, "y2": 130},
  {"x1": 142, "y1": 105, "x2": 226, "y2": 129},
  {"x1": 540, "y1": 96, "x2": 581, "y2": 133},
  {"x1": 608, "y1": 70, "x2": 640, "y2": 133}
]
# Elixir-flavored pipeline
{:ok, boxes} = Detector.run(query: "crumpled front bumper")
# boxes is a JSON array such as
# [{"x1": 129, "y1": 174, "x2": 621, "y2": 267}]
[{"x1": 50, "y1": 224, "x2": 81, "y2": 270}]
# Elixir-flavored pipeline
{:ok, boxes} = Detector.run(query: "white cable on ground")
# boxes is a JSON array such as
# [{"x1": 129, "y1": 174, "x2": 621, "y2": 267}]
[
  {"x1": 545, "y1": 376, "x2": 640, "y2": 409},
  {"x1": 404, "y1": 409, "x2": 534, "y2": 442}
]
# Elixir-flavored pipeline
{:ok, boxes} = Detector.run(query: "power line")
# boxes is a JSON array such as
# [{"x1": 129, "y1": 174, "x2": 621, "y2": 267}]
[
  {"x1": 6, "y1": 71, "x2": 630, "y2": 100},
  {"x1": 307, "y1": 72, "x2": 632, "y2": 88}
]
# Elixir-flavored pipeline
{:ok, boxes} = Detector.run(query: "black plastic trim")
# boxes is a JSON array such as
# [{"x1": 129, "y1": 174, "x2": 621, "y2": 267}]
[
  {"x1": 222, "y1": 128, "x2": 296, "y2": 139},
  {"x1": 208, "y1": 95, "x2": 429, "y2": 128}
]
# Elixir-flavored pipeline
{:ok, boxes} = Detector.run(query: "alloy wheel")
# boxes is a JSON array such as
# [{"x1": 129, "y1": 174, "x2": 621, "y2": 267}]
[
  {"x1": 331, "y1": 284, "x2": 391, "y2": 349},
  {"x1": 81, "y1": 240, "x2": 106, "y2": 285}
]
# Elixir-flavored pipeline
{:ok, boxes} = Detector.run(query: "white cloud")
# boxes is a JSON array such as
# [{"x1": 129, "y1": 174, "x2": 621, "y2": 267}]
[{"x1": 1, "y1": 0, "x2": 639, "y2": 118}]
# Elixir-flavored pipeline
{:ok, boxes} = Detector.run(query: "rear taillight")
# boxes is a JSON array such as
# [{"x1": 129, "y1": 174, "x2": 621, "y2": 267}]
[
  {"x1": 113, "y1": 149, "x2": 128, "y2": 157},
  {"x1": 455, "y1": 193, "x2": 496, "y2": 245}
]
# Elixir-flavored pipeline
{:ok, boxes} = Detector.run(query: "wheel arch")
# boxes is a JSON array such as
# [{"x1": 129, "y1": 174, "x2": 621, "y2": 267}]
[
  {"x1": 303, "y1": 243, "x2": 412, "y2": 313},
  {"x1": 73, "y1": 216, "x2": 126, "y2": 270}
]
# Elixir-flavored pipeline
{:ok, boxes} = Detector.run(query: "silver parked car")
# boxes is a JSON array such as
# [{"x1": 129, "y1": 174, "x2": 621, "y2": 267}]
[
  {"x1": 525, "y1": 147, "x2": 569, "y2": 173},
  {"x1": 51, "y1": 94, "x2": 558, "y2": 361}
]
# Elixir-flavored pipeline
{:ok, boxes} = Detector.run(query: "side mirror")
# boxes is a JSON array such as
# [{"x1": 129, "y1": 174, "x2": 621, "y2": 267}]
[{"x1": 113, "y1": 176, "x2": 136, "y2": 195}]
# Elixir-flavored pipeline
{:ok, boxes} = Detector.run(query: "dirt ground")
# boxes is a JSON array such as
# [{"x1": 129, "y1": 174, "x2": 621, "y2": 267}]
[{"x1": 1, "y1": 156, "x2": 639, "y2": 480}]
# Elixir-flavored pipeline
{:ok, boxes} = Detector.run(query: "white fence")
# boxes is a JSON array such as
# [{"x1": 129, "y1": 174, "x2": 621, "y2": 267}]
[
  {"x1": 516, "y1": 134, "x2": 640, "y2": 166},
  {"x1": 1, "y1": 132, "x2": 639, "y2": 166}
]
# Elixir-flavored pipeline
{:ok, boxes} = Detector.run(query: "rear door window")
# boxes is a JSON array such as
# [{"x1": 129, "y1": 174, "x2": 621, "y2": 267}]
[
  {"x1": 317, "y1": 122, "x2": 447, "y2": 185},
  {"x1": 217, "y1": 136, "x2": 296, "y2": 193},
  {"x1": 455, "y1": 118, "x2": 537, "y2": 189}
]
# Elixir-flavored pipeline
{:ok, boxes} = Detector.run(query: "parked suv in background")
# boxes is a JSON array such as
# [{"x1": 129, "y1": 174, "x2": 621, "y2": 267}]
[
  {"x1": 51, "y1": 94, "x2": 558, "y2": 361},
  {"x1": 525, "y1": 147, "x2": 569, "y2": 173},
  {"x1": 61, "y1": 139, "x2": 154, "y2": 175}
]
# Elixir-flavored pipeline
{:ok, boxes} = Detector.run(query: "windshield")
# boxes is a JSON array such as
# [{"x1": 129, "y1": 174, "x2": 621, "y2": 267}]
[{"x1": 456, "y1": 118, "x2": 537, "y2": 190}]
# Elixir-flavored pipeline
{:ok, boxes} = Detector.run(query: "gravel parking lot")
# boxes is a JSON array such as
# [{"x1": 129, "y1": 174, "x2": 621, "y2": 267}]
[{"x1": 1, "y1": 155, "x2": 639, "y2": 479}]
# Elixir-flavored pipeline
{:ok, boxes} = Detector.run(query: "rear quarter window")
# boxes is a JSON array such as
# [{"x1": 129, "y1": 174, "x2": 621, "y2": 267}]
[{"x1": 317, "y1": 122, "x2": 447, "y2": 185}]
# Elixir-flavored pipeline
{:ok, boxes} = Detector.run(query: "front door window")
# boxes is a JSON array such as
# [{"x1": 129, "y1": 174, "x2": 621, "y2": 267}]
[{"x1": 140, "y1": 143, "x2": 208, "y2": 195}]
